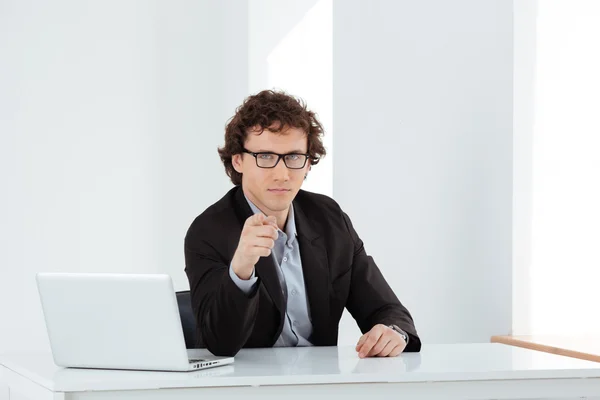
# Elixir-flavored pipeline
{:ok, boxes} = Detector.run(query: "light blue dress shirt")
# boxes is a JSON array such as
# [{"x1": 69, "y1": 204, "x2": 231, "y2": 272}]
[{"x1": 228, "y1": 196, "x2": 313, "y2": 347}]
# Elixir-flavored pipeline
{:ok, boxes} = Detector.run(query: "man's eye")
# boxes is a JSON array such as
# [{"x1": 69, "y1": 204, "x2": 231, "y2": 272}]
[
  {"x1": 258, "y1": 154, "x2": 275, "y2": 160},
  {"x1": 286, "y1": 154, "x2": 300, "y2": 161}
]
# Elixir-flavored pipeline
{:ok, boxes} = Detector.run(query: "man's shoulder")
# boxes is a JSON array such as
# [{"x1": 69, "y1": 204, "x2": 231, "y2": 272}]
[
  {"x1": 185, "y1": 186, "x2": 241, "y2": 241},
  {"x1": 293, "y1": 190, "x2": 356, "y2": 243},
  {"x1": 294, "y1": 188, "x2": 337, "y2": 205},
  {"x1": 294, "y1": 189, "x2": 344, "y2": 219}
]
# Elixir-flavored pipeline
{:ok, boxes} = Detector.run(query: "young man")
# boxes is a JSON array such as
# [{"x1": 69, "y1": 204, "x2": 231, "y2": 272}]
[{"x1": 184, "y1": 90, "x2": 420, "y2": 357}]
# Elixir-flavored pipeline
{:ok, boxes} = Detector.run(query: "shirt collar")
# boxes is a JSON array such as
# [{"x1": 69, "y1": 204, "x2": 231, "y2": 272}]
[{"x1": 244, "y1": 194, "x2": 297, "y2": 245}]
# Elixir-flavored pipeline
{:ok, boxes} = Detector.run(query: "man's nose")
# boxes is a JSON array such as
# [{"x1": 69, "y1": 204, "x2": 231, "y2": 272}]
[{"x1": 273, "y1": 157, "x2": 290, "y2": 181}]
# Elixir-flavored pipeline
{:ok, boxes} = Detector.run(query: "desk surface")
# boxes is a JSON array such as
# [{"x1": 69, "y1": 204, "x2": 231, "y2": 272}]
[
  {"x1": 2, "y1": 344, "x2": 600, "y2": 393},
  {"x1": 491, "y1": 335, "x2": 600, "y2": 363}
]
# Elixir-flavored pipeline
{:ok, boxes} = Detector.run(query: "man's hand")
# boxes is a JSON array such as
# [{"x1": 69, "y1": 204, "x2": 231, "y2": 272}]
[
  {"x1": 231, "y1": 213, "x2": 278, "y2": 280},
  {"x1": 355, "y1": 324, "x2": 407, "y2": 358}
]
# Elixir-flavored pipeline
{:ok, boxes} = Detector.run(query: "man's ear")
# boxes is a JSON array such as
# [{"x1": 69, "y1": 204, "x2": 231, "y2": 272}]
[
  {"x1": 304, "y1": 164, "x2": 312, "y2": 180},
  {"x1": 232, "y1": 154, "x2": 243, "y2": 174}
]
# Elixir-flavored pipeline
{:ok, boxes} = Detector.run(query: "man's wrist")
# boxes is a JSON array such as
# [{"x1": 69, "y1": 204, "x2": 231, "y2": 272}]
[
  {"x1": 233, "y1": 269, "x2": 253, "y2": 280},
  {"x1": 231, "y1": 261, "x2": 253, "y2": 280},
  {"x1": 229, "y1": 265, "x2": 258, "y2": 295}
]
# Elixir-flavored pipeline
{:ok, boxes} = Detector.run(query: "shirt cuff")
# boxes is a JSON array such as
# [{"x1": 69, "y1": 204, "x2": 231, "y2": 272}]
[{"x1": 229, "y1": 265, "x2": 258, "y2": 295}]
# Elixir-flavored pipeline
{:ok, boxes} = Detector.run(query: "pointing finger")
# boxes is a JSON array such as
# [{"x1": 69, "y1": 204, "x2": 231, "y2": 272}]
[{"x1": 246, "y1": 213, "x2": 266, "y2": 227}]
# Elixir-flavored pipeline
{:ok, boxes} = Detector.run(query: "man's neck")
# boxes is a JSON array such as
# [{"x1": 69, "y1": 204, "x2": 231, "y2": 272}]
[
  {"x1": 243, "y1": 190, "x2": 289, "y2": 231},
  {"x1": 273, "y1": 211, "x2": 289, "y2": 232}
]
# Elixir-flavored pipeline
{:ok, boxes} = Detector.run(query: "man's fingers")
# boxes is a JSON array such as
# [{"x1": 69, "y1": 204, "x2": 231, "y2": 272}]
[
  {"x1": 246, "y1": 213, "x2": 266, "y2": 227},
  {"x1": 389, "y1": 344, "x2": 405, "y2": 357},
  {"x1": 368, "y1": 336, "x2": 391, "y2": 357},
  {"x1": 248, "y1": 246, "x2": 271, "y2": 257},
  {"x1": 250, "y1": 237, "x2": 275, "y2": 249},
  {"x1": 264, "y1": 215, "x2": 278, "y2": 228},
  {"x1": 355, "y1": 334, "x2": 367, "y2": 351},
  {"x1": 242, "y1": 236, "x2": 275, "y2": 257},
  {"x1": 376, "y1": 340, "x2": 396, "y2": 357},
  {"x1": 248, "y1": 214, "x2": 277, "y2": 228},
  {"x1": 357, "y1": 325, "x2": 390, "y2": 358},
  {"x1": 251, "y1": 225, "x2": 278, "y2": 240},
  {"x1": 358, "y1": 335, "x2": 376, "y2": 358},
  {"x1": 357, "y1": 333, "x2": 379, "y2": 358}
]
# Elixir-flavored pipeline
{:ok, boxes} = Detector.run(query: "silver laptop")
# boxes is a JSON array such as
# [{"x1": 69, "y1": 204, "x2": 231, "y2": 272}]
[{"x1": 36, "y1": 272, "x2": 234, "y2": 372}]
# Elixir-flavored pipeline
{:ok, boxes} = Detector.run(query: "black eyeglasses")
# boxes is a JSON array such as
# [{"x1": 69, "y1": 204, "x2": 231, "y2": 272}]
[{"x1": 242, "y1": 149, "x2": 310, "y2": 169}]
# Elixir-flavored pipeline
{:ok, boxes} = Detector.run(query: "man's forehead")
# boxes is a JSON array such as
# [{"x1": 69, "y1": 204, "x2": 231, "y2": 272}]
[{"x1": 245, "y1": 126, "x2": 307, "y2": 149}]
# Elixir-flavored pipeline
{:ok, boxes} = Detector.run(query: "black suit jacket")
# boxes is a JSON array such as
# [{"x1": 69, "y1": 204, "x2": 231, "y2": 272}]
[{"x1": 184, "y1": 186, "x2": 421, "y2": 356}]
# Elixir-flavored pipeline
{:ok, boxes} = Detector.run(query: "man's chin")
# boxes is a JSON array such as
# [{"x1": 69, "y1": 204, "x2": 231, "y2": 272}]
[
  {"x1": 267, "y1": 202, "x2": 291, "y2": 213},
  {"x1": 263, "y1": 197, "x2": 292, "y2": 212}
]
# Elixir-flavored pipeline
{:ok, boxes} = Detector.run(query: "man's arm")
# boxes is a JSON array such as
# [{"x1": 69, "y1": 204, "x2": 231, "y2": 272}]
[
  {"x1": 342, "y1": 212, "x2": 421, "y2": 352},
  {"x1": 184, "y1": 238, "x2": 261, "y2": 357},
  {"x1": 184, "y1": 213, "x2": 278, "y2": 357}
]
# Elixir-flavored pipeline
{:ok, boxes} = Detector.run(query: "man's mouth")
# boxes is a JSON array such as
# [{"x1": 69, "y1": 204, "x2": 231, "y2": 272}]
[{"x1": 268, "y1": 189, "x2": 290, "y2": 193}]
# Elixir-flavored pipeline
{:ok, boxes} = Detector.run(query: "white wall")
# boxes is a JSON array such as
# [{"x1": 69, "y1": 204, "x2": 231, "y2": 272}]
[
  {"x1": 0, "y1": 0, "x2": 246, "y2": 354},
  {"x1": 332, "y1": 0, "x2": 514, "y2": 344},
  {"x1": 0, "y1": 0, "x2": 516, "y2": 362},
  {"x1": 526, "y1": 0, "x2": 600, "y2": 335},
  {"x1": 248, "y1": 0, "x2": 333, "y2": 197},
  {"x1": 512, "y1": 0, "x2": 537, "y2": 336}
]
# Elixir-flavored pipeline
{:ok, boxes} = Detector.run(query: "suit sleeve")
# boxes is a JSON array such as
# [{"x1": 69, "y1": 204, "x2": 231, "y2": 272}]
[
  {"x1": 342, "y1": 212, "x2": 422, "y2": 352},
  {"x1": 184, "y1": 231, "x2": 260, "y2": 357}
]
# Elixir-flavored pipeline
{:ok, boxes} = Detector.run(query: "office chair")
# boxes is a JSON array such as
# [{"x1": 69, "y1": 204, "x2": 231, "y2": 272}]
[{"x1": 175, "y1": 290, "x2": 197, "y2": 349}]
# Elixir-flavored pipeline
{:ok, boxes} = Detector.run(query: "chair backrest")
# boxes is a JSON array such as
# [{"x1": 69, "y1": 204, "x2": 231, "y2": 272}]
[{"x1": 175, "y1": 290, "x2": 197, "y2": 349}]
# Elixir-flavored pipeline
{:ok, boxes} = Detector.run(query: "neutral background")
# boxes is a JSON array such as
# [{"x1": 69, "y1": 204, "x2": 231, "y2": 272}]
[{"x1": 1, "y1": 0, "x2": 513, "y2": 356}]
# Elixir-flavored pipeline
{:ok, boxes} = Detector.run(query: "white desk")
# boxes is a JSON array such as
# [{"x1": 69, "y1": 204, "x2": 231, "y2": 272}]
[{"x1": 2, "y1": 344, "x2": 600, "y2": 400}]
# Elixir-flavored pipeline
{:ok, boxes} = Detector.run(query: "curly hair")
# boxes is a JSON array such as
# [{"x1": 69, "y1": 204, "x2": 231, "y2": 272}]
[{"x1": 218, "y1": 90, "x2": 326, "y2": 186}]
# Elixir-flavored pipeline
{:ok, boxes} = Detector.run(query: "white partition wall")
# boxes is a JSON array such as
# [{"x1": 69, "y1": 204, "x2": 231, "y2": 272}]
[
  {"x1": 1, "y1": 0, "x2": 516, "y2": 357},
  {"x1": 332, "y1": 0, "x2": 514, "y2": 344},
  {"x1": 0, "y1": 0, "x2": 247, "y2": 354}
]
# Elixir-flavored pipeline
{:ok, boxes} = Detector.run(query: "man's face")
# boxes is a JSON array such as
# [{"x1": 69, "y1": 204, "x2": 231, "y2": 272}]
[{"x1": 232, "y1": 125, "x2": 310, "y2": 215}]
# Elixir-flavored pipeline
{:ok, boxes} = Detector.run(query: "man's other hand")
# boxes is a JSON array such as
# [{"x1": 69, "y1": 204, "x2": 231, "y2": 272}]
[{"x1": 355, "y1": 324, "x2": 407, "y2": 358}]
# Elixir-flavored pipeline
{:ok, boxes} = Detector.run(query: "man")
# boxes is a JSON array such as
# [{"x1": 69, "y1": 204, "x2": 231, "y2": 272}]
[{"x1": 184, "y1": 90, "x2": 420, "y2": 358}]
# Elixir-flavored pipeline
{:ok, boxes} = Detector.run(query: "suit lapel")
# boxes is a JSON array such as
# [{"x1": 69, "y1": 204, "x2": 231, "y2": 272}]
[
  {"x1": 233, "y1": 187, "x2": 285, "y2": 317},
  {"x1": 233, "y1": 187, "x2": 331, "y2": 344},
  {"x1": 293, "y1": 200, "x2": 331, "y2": 345}
]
